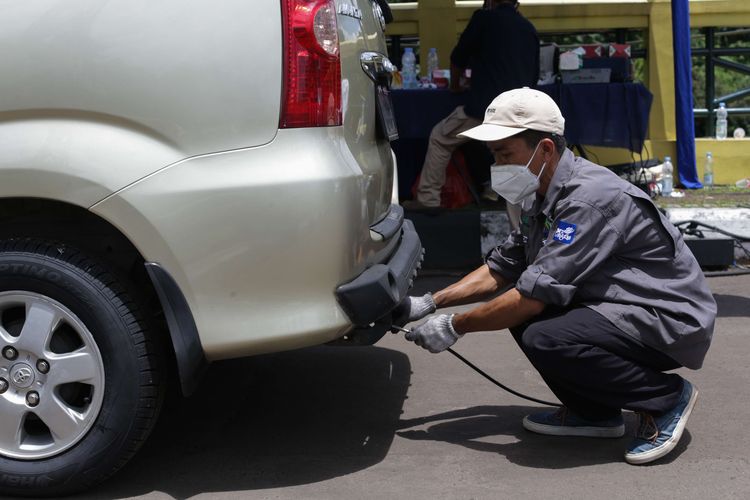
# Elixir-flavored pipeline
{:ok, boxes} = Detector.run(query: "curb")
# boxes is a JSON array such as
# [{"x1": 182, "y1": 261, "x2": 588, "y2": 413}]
[{"x1": 667, "y1": 208, "x2": 750, "y2": 261}]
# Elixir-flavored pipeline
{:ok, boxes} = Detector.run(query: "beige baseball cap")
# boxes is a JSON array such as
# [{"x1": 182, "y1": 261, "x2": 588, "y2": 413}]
[{"x1": 458, "y1": 87, "x2": 565, "y2": 142}]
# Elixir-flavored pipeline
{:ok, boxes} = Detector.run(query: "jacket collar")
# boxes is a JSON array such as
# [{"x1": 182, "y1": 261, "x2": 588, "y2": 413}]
[{"x1": 537, "y1": 148, "x2": 575, "y2": 218}]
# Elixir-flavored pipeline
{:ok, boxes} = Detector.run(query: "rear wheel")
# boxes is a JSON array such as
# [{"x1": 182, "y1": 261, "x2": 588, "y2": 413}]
[{"x1": 0, "y1": 238, "x2": 165, "y2": 496}]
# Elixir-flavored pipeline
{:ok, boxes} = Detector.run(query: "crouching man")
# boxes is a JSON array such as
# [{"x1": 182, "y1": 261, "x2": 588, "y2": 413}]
[{"x1": 395, "y1": 88, "x2": 716, "y2": 464}]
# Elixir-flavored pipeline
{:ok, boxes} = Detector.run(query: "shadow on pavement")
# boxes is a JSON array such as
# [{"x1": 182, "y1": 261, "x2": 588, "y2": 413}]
[
  {"x1": 713, "y1": 293, "x2": 750, "y2": 317},
  {"x1": 85, "y1": 345, "x2": 411, "y2": 499},
  {"x1": 397, "y1": 405, "x2": 692, "y2": 468}
]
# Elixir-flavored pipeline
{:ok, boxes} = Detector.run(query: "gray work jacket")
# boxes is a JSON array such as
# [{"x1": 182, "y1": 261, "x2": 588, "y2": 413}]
[{"x1": 487, "y1": 149, "x2": 716, "y2": 369}]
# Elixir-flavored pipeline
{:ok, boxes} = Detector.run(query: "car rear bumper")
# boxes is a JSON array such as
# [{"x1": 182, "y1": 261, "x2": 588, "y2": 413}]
[{"x1": 335, "y1": 209, "x2": 423, "y2": 327}]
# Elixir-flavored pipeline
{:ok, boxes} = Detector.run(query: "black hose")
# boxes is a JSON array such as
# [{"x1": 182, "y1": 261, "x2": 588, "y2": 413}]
[
  {"x1": 393, "y1": 325, "x2": 561, "y2": 407},
  {"x1": 446, "y1": 347, "x2": 562, "y2": 407},
  {"x1": 704, "y1": 268, "x2": 750, "y2": 277},
  {"x1": 675, "y1": 220, "x2": 750, "y2": 242}
]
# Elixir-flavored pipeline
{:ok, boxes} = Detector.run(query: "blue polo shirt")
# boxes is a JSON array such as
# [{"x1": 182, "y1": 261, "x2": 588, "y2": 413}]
[{"x1": 451, "y1": 4, "x2": 540, "y2": 120}]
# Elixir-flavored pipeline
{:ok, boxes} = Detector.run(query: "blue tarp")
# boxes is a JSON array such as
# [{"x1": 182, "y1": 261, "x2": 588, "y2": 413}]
[
  {"x1": 391, "y1": 84, "x2": 652, "y2": 151},
  {"x1": 539, "y1": 83, "x2": 652, "y2": 153},
  {"x1": 672, "y1": 0, "x2": 702, "y2": 188}
]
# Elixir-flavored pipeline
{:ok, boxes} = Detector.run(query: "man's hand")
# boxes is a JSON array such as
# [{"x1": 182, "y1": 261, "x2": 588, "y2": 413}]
[
  {"x1": 391, "y1": 293, "x2": 436, "y2": 332},
  {"x1": 405, "y1": 314, "x2": 462, "y2": 353}
]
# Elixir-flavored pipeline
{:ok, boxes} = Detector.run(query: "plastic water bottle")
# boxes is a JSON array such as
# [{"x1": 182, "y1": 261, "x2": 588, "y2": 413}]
[
  {"x1": 716, "y1": 102, "x2": 728, "y2": 140},
  {"x1": 426, "y1": 48, "x2": 439, "y2": 83},
  {"x1": 401, "y1": 47, "x2": 417, "y2": 89},
  {"x1": 703, "y1": 152, "x2": 714, "y2": 187},
  {"x1": 662, "y1": 156, "x2": 673, "y2": 196}
]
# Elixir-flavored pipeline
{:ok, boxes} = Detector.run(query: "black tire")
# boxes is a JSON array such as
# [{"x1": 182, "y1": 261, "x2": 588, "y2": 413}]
[{"x1": 0, "y1": 238, "x2": 165, "y2": 497}]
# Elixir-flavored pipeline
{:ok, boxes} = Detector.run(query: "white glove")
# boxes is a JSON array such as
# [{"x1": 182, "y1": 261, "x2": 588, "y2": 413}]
[
  {"x1": 391, "y1": 293, "x2": 436, "y2": 331},
  {"x1": 405, "y1": 314, "x2": 462, "y2": 353}
]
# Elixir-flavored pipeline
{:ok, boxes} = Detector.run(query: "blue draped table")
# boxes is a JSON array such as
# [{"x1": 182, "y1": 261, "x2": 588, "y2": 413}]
[{"x1": 391, "y1": 83, "x2": 653, "y2": 199}]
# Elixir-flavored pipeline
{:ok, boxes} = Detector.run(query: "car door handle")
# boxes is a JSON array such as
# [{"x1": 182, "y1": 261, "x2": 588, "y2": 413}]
[{"x1": 360, "y1": 51, "x2": 396, "y2": 87}]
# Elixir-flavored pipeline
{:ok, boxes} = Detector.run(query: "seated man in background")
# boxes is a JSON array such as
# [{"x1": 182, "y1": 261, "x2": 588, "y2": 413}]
[{"x1": 404, "y1": 0, "x2": 539, "y2": 210}]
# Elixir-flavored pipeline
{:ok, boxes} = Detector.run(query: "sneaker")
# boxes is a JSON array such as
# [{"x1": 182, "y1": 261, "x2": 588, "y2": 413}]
[
  {"x1": 523, "y1": 407, "x2": 625, "y2": 438},
  {"x1": 625, "y1": 380, "x2": 698, "y2": 465}
]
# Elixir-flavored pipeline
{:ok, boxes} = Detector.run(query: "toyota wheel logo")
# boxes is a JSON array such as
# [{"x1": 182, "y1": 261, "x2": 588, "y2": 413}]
[{"x1": 10, "y1": 364, "x2": 35, "y2": 388}]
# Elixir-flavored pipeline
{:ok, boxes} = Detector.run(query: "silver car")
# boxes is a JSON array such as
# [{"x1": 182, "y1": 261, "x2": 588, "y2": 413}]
[{"x1": 0, "y1": 0, "x2": 420, "y2": 495}]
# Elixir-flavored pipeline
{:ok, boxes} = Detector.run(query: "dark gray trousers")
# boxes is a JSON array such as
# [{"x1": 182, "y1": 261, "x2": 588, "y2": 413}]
[{"x1": 510, "y1": 307, "x2": 684, "y2": 421}]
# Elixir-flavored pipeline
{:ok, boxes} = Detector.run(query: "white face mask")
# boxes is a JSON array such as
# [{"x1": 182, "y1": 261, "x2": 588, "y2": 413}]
[{"x1": 490, "y1": 142, "x2": 546, "y2": 207}]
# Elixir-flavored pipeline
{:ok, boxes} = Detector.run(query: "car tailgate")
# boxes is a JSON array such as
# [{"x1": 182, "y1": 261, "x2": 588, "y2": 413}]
[{"x1": 337, "y1": 0, "x2": 397, "y2": 227}]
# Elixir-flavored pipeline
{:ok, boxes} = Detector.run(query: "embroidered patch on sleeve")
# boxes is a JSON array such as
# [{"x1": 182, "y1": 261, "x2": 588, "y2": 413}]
[{"x1": 553, "y1": 221, "x2": 577, "y2": 244}]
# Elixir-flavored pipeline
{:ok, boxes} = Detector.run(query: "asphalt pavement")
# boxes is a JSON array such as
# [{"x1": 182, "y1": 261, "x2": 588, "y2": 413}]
[{"x1": 75, "y1": 273, "x2": 750, "y2": 500}]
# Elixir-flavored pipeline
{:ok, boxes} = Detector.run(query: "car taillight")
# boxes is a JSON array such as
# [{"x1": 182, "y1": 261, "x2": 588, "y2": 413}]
[{"x1": 280, "y1": 0, "x2": 342, "y2": 128}]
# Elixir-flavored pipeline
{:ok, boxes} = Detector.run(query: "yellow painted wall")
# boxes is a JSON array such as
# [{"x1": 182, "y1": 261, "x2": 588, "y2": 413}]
[
  {"x1": 388, "y1": 0, "x2": 750, "y2": 186},
  {"x1": 695, "y1": 139, "x2": 750, "y2": 185}
]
